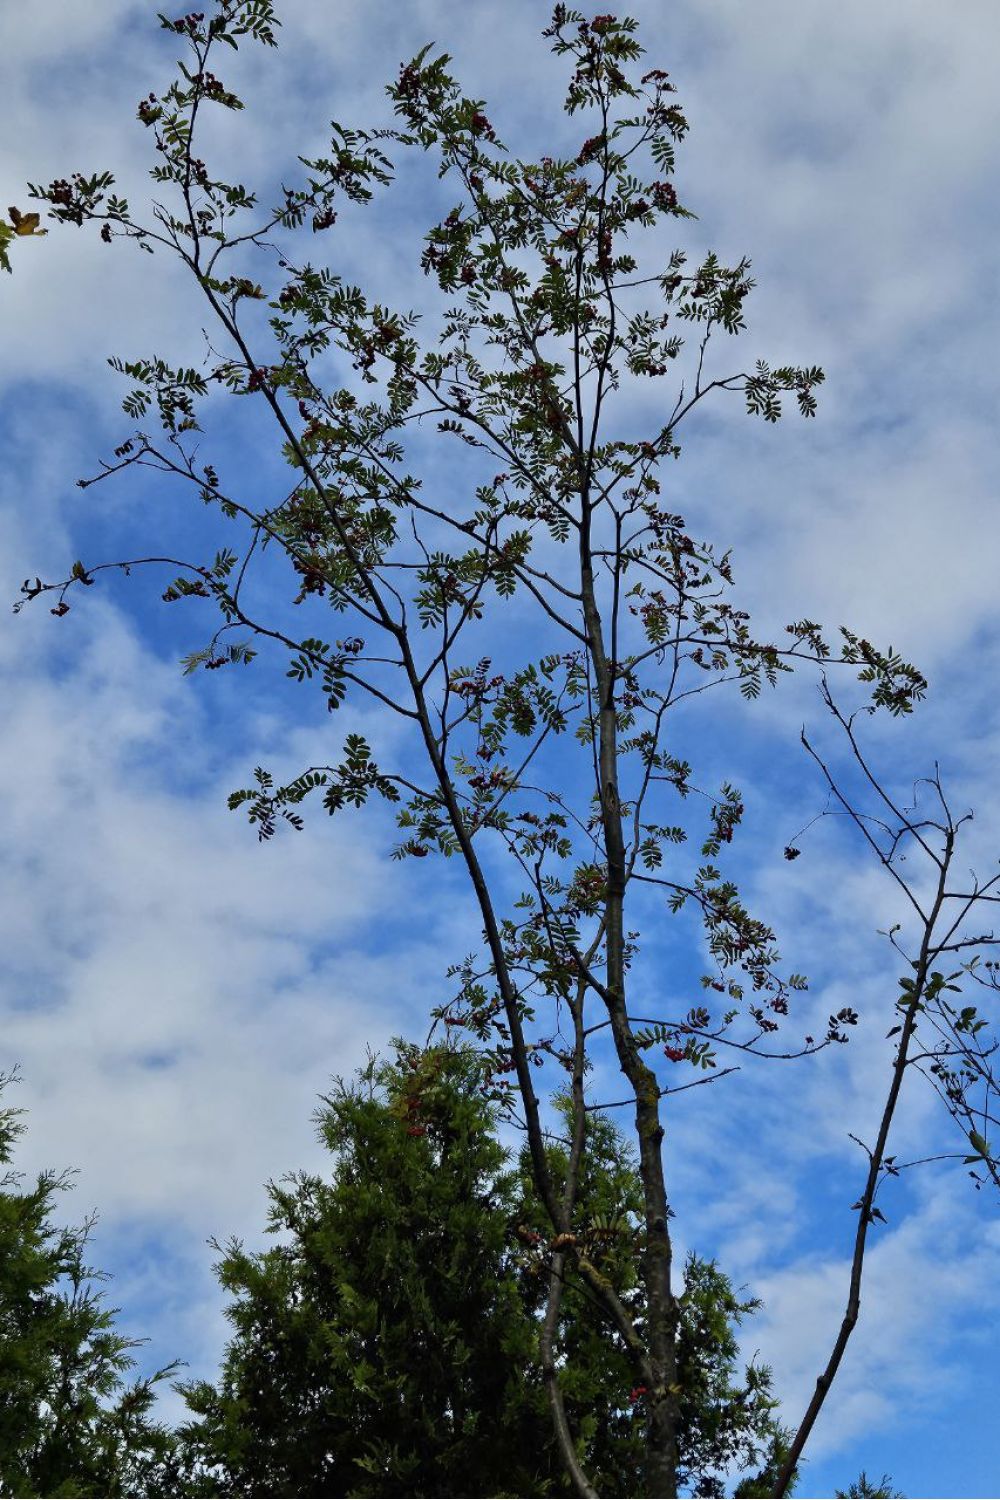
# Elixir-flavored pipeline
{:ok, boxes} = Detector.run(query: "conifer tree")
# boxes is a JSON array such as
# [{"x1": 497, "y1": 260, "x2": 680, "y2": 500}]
[
  {"x1": 167, "y1": 1045, "x2": 790, "y2": 1499},
  {"x1": 0, "y1": 1073, "x2": 175, "y2": 1500}
]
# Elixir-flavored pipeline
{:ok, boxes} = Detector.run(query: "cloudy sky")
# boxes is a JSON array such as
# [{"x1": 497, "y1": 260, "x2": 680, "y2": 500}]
[{"x1": 3, "y1": 3, "x2": 1000, "y2": 1494}]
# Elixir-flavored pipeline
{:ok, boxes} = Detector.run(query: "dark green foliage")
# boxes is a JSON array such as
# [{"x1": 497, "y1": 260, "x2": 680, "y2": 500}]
[
  {"x1": 169, "y1": 1046, "x2": 790, "y2": 1498},
  {"x1": 169, "y1": 1045, "x2": 561, "y2": 1498},
  {"x1": 835, "y1": 1474, "x2": 903, "y2": 1498},
  {"x1": 0, "y1": 1074, "x2": 175, "y2": 1499}
]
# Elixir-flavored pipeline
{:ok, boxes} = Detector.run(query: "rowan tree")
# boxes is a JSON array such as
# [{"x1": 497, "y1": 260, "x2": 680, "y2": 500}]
[{"x1": 17, "y1": 3, "x2": 1000, "y2": 1495}]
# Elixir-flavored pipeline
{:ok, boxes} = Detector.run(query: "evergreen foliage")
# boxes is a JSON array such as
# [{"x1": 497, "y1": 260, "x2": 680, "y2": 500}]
[
  {"x1": 0, "y1": 1073, "x2": 175, "y2": 1499},
  {"x1": 834, "y1": 1475, "x2": 903, "y2": 1499},
  {"x1": 167, "y1": 1045, "x2": 790, "y2": 1498}
]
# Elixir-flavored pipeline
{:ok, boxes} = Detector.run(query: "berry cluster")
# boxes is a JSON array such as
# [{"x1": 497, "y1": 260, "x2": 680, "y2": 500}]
[
  {"x1": 166, "y1": 11, "x2": 204, "y2": 34},
  {"x1": 45, "y1": 174, "x2": 92, "y2": 226}
]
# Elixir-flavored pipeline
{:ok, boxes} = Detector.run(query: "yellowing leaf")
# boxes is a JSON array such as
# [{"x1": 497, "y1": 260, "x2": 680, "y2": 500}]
[{"x1": 8, "y1": 206, "x2": 47, "y2": 237}]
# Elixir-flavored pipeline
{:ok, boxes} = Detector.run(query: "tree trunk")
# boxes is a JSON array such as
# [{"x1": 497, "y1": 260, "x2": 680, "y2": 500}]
[{"x1": 581, "y1": 545, "x2": 679, "y2": 1498}]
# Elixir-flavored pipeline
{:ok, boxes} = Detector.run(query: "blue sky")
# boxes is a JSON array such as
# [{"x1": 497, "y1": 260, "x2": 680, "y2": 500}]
[{"x1": 3, "y1": 3, "x2": 1000, "y2": 1495}]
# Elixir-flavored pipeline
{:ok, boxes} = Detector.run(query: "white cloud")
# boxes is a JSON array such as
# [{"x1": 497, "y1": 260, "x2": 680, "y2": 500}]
[
  {"x1": 751, "y1": 1178, "x2": 1000, "y2": 1458},
  {"x1": 1, "y1": 607, "x2": 373, "y2": 1223}
]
